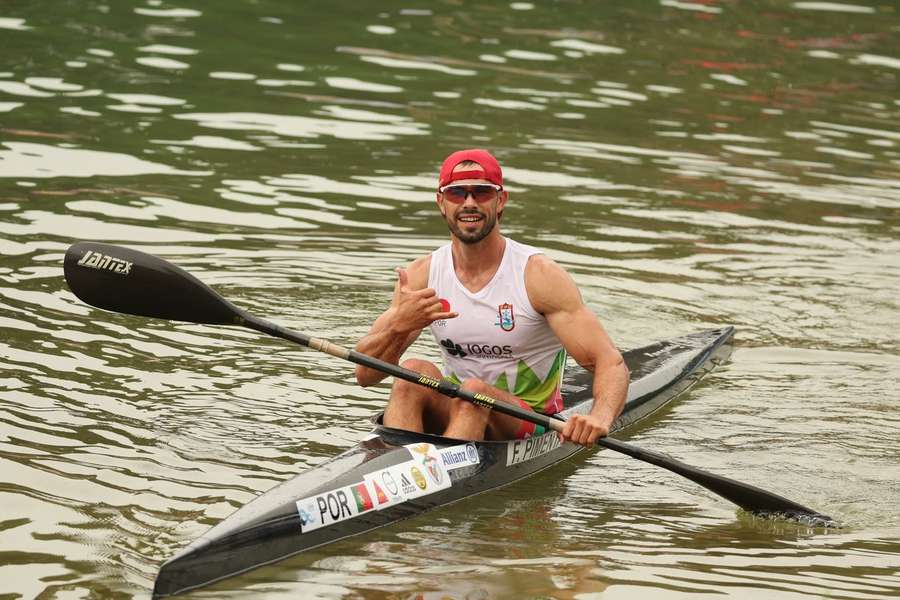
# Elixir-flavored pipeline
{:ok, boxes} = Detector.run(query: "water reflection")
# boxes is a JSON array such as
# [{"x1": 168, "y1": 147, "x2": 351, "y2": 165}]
[
  {"x1": 175, "y1": 110, "x2": 428, "y2": 141},
  {"x1": 2, "y1": 0, "x2": 899, "y2": 598},
  {"x1": 0, "y1": 142, "x2": 207, "y2": 178}
]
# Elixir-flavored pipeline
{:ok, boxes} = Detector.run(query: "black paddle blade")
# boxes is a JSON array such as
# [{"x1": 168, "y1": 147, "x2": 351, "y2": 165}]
[
  {"x1": 598, "y1": 438, "x2": 837, "y2": 527},
  {"x1": 64, "y1": 242, "x2": 244, "y2": 325}
]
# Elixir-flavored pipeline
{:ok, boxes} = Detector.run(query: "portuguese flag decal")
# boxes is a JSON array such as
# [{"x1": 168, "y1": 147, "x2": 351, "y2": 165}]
[{"x1": 352, "y1": 483, "x2": 374, "y2": 512}]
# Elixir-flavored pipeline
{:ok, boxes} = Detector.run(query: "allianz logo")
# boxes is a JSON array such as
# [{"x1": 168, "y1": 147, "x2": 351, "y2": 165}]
[
  {"x1": 439, "y1": 338, "x2": 512, "y2": 359},
  {"x1": 77, "y1": 250, "x2": 133, "y2": 275}
]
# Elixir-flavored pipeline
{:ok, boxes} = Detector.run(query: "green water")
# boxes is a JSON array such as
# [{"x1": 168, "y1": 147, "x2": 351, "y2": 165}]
[{"x1": 1, "y1": 1, "x2": 899, "y2": 598}]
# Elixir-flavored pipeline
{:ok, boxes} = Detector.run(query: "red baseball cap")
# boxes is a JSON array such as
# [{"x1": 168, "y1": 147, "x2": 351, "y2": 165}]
[{"x1": 438, "y1": 149, "x2": 503, "y2": 188}]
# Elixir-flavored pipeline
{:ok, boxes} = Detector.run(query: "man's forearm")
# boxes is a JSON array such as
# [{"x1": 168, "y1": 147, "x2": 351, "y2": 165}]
[
  {"x1": 590, "y1": 361, "x2": 629, "y2": 428},
  {"x1": 355, "y1": 310, "x2": 415, "y2": 386}
]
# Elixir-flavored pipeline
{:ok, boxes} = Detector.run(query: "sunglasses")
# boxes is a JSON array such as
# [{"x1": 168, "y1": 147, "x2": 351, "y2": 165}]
[{"x1": 439, "y1": 183, "x2": 502, "y2": 204}]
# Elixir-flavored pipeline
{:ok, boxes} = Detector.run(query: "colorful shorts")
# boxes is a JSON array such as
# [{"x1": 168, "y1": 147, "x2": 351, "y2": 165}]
[{"x1": 514, "y1": 398, "x2": 550, "y2": 439}]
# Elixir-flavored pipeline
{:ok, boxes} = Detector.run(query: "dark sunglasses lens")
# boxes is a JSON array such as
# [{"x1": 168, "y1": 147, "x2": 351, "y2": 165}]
[
  {"x1": 444, "y1": 185, "x2": 497, "y2": 203},
  {"x1": 444, "y1": 187, "x2": 469, "y2": 202},
  {"x1": 470, "y1": 185, "x2": 497, "y2": 202}
]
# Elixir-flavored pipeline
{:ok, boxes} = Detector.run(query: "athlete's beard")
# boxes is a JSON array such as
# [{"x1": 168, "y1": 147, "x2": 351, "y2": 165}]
[{"x1": 446, "y1": 208, "x2": 497, "y2": 244}]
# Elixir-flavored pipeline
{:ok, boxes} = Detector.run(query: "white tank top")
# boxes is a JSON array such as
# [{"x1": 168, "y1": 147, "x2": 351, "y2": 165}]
[{"x1": 427, "y1": 238, "x2": 566, "y2": 414}]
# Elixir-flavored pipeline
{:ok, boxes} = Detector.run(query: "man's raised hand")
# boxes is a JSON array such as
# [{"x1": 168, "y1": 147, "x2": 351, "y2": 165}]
[{"x1": 393, "y1": 268, "x2": 458, "y2": 332}]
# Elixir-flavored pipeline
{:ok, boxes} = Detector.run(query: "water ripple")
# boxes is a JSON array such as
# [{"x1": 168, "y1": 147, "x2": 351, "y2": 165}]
[{"x1": 1, "y1": 1, "x2": 899, "y2": 598}]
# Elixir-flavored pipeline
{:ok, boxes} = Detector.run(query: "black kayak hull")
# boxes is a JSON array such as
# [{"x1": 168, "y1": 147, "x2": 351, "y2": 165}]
[{"x1": 153, "y1": 326, "x2": 734, "y2": 597}]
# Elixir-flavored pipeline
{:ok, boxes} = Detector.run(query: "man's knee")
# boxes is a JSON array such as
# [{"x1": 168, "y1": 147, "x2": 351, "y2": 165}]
[
  {"x1": 398, "y1": 358, "x2": 442, "y2": 377},
  {"x1": 454, "y1": 378, "x2": 492, "y2": 416},
  {"x1": 392, "y1": 359, "x2": 441, "y2": 391},
  {"x1": 459, "y1": 377, "x2": 490, "y2": 394}
]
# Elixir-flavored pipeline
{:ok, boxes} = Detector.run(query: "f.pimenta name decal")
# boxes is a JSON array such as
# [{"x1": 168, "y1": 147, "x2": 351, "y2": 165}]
[{"x1": 506, "y1": 431, "x2": 563, "y2": 466}]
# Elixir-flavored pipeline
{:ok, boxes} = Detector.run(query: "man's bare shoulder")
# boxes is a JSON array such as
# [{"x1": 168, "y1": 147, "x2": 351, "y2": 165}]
[
  {"x1": 525, "y1": 253, "x2": 569, "y2": 286},
  {"x1": 524, "y1": 253, "x2": 580, "y2": 314},
  {"x1": 402, "y1": 254, "x2": 432, "y2": 290}
]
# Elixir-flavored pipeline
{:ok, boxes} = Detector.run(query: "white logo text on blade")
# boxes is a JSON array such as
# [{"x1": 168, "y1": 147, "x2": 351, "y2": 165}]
[{"x1": 77, "y1": 250, "x2": 133, "y2": 275}]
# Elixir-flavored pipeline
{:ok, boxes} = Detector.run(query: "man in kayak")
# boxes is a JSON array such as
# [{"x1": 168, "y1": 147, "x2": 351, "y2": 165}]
[{"x1": 355, "y1": 149, "x2": 628, "y2": 447}]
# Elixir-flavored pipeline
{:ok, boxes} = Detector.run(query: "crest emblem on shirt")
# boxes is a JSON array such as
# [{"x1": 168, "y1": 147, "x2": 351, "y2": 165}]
[{"x1": 497, "y1": 303, "x2": 515, "y2": 332}]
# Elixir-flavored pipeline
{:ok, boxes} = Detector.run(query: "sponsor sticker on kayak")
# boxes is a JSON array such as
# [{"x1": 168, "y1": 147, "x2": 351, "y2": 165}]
[
  {"x1": 405, "y1": 442, "x2": 454, "y2": 486},
  {"x1": 364, "y1": 455, "x2": 453, "y2": 512},
  {"x1": 296, "y1": 449, "x2": 459, "y2": 533},
  {"x1": 363, "y1": 466, "x2": 406, "y2": 510},
  {"x1": 436, "y1": 443, "x2": 480, "y2": 471},
  {"x1": 506, "y1": 431, "x2": 562, "y2": 466},
  {"x1": 296, "y1": 482, "x2": 375, "y2": 533},
  {"x1": 364, "y1": 468, "x2": 403, "y2": 509}
]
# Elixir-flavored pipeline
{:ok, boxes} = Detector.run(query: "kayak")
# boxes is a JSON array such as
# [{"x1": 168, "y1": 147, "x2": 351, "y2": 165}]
[{"x1": 152, "y1": 326, "x2": 734, "y2": 597}]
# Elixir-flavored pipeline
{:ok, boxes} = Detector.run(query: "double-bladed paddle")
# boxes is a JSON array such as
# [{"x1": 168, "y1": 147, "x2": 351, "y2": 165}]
[{"x1": 63, "y1": 241, "x2": 836, "y2": 525}]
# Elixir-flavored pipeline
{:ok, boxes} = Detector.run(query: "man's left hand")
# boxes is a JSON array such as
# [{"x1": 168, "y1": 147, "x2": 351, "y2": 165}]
[{"x1": 559, "y1": 414, "x2": 609, "y2": 446}]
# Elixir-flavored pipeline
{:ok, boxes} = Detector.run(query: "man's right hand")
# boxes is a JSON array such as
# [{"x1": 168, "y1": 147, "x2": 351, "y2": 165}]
[{"x1": 392, "y1": 268, "x2": 458, "y2": 332}]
